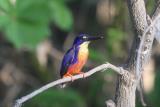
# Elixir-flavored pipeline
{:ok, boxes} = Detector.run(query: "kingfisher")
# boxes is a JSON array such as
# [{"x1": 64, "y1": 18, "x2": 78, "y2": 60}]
[{"x1": 60, "y1": 34, "x2": 103, "y2": 82}]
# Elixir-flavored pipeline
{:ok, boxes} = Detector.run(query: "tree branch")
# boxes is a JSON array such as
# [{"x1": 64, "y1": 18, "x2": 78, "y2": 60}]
[
  {"x1": 136, "y1": 0, "x2": 160, "y2": 85},
  {"x1": 135, "y1": 1, "x2": 160, "y2": 106},
  {"x1": 13, "y1": 62, "x2": 127, "y2": 107},
  {"x1": 136, "y1": 14, "x2": 160, "y2": 80},
  {"x1": 114, "y1": 0, "x2": 152, "y2": 107}
]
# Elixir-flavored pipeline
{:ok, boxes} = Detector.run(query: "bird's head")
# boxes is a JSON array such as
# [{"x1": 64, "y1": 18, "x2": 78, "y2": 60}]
[{"x1": 73, "y1": 34, "x2": 103, "y2": 47}]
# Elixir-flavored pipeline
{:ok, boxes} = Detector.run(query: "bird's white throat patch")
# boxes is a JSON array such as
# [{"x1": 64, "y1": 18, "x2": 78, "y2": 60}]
[
  {"x1": 78, "y1": 42, "x2": 89, "y2": 60},
  {"x1": 79, "y1": 42, "x2": 90, "y2": 49}
]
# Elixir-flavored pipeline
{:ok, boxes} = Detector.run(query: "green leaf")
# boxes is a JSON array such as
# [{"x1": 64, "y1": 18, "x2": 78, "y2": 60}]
[
  {"x1": 0, "y1": 0, "x2": 74, "y2": 49},
  {"x1": 0, "y1": 0, "x2": 51, "y2": 49},
  {"x1": 0, "y1": 0, "x2": 12, "y2": 29},
  {"x1": 16, "y1": 0, "x2": 50, "y2": 23},
  {"x1": 0, "y1": 14, "x2": 10, "y2": 28},
  {"x1": 5, "y1": 20, "x2": 50, "y2": 49},
  {"x1": 5, "y1": 21, "x2": 20, "y2": 47},
  {"x1": 0, "y1": 0, "x2": 11, "y2": 12},
  {"x1": 49, "y1": 1, "x2": 73, "y2": 31}
]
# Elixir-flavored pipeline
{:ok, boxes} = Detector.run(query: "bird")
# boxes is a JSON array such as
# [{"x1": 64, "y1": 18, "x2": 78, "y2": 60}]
[{"x1": 60, "y1": 34, "x2": 103, "y2": 87}]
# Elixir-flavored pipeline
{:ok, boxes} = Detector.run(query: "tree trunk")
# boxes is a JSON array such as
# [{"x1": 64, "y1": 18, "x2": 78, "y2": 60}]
[
  {"x1": 115, "y1": 77, "x2": 136, "y2": 107},
  {"x1": 112, "y1": 0, "x2": 158, "y2": 107}
]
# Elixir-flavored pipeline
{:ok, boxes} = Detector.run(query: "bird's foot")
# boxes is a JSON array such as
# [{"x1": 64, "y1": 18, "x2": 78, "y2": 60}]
[
  {"x1": 77, "y1": 72, "x2": 85, "y2": 78},
  {"x1": 63, "y1": 74, "x2": 74, "y2": 82}
]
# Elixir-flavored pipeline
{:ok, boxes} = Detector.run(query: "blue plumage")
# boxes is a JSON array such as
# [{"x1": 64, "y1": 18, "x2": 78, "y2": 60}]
[
  {"x1": 60, "y1": 46, "x2": 79, "y2": 77},
  {"x1": 60, "y1": 34, "x2": 103, "y2": 78}
]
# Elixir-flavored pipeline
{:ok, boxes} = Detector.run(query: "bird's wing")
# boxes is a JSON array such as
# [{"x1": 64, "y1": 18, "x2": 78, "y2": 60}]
[{"x1": 60, "y1": 46, "x2": 79, "y2": 77}]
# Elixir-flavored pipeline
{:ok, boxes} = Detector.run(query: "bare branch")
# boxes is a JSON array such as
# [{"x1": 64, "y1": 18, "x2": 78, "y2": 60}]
[
  {"x1": 136, "y1": 0, "x2": 160, "y2": 80},
  {"x1": 126, "y1": 0, "x2": 149, "y2": 77},
  {"x1": 137, "y1": 77, "x2": 147, "y2": 107},
  {"x1": 114, "y1": 0, "x2": 150, "y2": 107},
  {"x1": 136, "y1": 14, "x2": 160, "y2": 80},
  {"x1": 13, "y1": 62, "x2": 127, "y2": 107}
]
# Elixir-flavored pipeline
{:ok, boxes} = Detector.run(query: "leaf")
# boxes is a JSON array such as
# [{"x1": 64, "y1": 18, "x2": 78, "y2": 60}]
[
  {"x1": 0, "y1": 0, "x2": 74, "y2": 49},
  {"x1": 5, "y1": 20, "x2": 50, "y2": 49},
  {"x1": 0, "y1": 14, "x2": 10, "y2": 28},
  {"x1": 0, "y1": 0, "x2": 11, "y2": 12},
  {"x1": 0, "y1": 0, "x2": 51, "y2": 49},
  {"x1": 5, "y1": 21, "x2": 20, "y2": 47},
  {"x1": 0, "y1": 0, "x2": 13, "y2": 28},
  {"x1": 16, "y1": 0, "x2": 50, "y2": 23},
  {"x1": 49, "y1": 1, "x2": 73, "y2": 31}
]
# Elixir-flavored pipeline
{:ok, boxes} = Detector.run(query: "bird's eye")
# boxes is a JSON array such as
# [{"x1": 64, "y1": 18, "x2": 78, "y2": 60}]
[{"x1": 82, "y1": 36, "x2": 87, "y2": 39}]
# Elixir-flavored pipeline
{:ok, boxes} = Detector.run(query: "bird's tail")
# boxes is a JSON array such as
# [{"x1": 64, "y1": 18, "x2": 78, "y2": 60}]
[{"x1": 60, "y1": 83, "x2": 67, "y2": 88}]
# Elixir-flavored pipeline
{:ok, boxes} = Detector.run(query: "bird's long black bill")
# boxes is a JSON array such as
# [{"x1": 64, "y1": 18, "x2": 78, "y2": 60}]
[{"x1": 87, "y1": 36, "x2": 104, "y2": 41}]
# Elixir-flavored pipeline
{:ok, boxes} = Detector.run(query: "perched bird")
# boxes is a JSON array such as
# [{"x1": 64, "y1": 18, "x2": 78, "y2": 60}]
[{"x1": 60, "y1": 34, "x2": 103, "y2": 85}]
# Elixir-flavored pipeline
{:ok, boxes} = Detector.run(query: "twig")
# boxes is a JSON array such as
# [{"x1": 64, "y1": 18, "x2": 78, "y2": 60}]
[
  {"x1": 13, "y1": 62, "x2": 126, "y2": 107},
  {"x1": 137, "y1": 77, "x2": 147, "y2": 107}
]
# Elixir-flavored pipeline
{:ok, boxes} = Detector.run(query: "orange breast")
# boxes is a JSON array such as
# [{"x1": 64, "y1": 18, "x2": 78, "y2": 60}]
[{"x1": 67, "y1": 47, "x2": 89, "y2": 74}]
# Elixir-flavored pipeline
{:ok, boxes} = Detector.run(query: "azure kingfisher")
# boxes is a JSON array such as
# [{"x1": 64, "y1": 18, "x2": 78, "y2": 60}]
[{"x1": 60, "y1": 34, "x2": 103, "y2": 82}]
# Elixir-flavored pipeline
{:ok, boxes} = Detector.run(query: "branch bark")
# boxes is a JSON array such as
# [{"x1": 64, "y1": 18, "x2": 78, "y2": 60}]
[
  {"x1": 114, "y1": 0, "x2": 149, "y2": 107},
  {"x1": 13, "y1": 62, "x2": 128, "y2": 107}
]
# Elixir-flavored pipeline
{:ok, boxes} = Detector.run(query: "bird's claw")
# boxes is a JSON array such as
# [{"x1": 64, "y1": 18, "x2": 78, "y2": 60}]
[
  {"x1": 63, "y1": 74, "x2": 74, "y2": 82},
  {"x1": 78, "y1": 72, "x2": 85, "y2": 78}
]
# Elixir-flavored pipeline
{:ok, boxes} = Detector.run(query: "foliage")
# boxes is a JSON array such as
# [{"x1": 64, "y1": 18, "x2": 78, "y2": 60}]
[
  {"x1": 49, "y1": 0, "x2": 73, "y2": 31},
  {"x1": 106, "y1": 27, "x2": 126, "y2": 58},
  {"x1": 0, "y1": 0, "x2": 73, "y2": 49},
  {"x1": 24, "y1": 89, "x2": 86, "y2": 107},
  {"x1": 89, "y1": 48, "x2": 105, "y2": 62}
]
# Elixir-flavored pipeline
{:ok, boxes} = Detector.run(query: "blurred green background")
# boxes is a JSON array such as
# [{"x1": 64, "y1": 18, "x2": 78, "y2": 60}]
[{"x1": 0, "y1": 0, "x2": 159, "y2": 107}]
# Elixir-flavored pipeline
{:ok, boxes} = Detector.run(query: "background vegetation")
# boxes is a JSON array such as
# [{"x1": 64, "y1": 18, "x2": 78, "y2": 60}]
[{"x1": 0, "y1": 0, "x2": 159, "y2": 107}]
